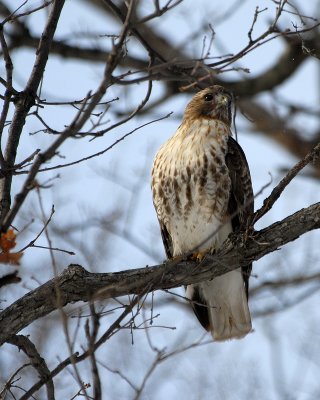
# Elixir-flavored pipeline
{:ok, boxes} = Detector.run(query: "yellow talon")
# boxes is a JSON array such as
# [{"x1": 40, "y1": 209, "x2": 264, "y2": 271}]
[{"x1": 190, "y1": 251, "x2": 207, "y2": 262}]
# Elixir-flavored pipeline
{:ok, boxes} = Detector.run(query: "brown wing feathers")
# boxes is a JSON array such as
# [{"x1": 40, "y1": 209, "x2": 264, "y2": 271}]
[{"x1": 225, "y1": 136, "x2": 254, "y2": 298}]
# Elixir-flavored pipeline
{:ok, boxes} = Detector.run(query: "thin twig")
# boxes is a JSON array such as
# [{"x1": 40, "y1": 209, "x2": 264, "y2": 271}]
[
  {"x1": 35, "y1": 112, "x2": 173, "y2": 173},
  {"x1": 17, "y1": 204, "x2": 55, "y2": 253},
  {"x1": 85, "y1": 303, "x2": 101, "y2": 400}
]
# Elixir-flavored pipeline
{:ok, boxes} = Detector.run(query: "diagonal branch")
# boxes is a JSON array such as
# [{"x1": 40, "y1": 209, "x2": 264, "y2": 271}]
[
  {"x1": 0, "y1": 201, "x2": 319, "y2": 346},
  {"x1": 6, "y1": 334, "x2": 54, "y2": 400},
  {"x1": 253, "y1": 142, "x2": 320, "y2": 223}
]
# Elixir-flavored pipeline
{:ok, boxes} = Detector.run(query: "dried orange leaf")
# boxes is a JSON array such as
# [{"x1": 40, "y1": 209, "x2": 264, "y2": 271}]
[
  {"x1": 0, "y1": 229, "x2": 17, "y2": 252},
  {"x1": 0, "y1": 251, "x2": 23, "y2": 266}
]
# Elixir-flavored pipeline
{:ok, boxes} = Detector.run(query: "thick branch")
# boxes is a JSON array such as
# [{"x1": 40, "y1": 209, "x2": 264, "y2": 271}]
[
  {"x1": 9, "y1": 33, "x2": 147, "y2": 68},
  {"x1": 0, "y1": 202, "x2": 319, "y2": 346}
]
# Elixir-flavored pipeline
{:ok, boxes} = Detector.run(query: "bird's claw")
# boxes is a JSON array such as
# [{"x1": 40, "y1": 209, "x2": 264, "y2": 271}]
[{"x1": 190, "y1": 251, "x2": 207, "y2": 262}]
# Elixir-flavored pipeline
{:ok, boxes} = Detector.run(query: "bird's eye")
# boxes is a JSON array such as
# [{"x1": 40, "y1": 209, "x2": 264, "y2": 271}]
[{"x1": 204, "y1": 93, "x2": 214, "y2": 101}]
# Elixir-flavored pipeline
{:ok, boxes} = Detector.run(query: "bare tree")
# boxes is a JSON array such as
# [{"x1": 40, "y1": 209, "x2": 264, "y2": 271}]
[{"x1": 0, "y1": 1, "x2": 319, "y2": 399}]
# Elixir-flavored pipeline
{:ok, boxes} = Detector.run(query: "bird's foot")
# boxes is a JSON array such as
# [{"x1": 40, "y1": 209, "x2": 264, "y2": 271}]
[
  {"x1": 167, "y1": 254, "x2": 184, "y2": 264},
  {"x1": 190, "y1": 251, "x2": 207, "y2": 262}
]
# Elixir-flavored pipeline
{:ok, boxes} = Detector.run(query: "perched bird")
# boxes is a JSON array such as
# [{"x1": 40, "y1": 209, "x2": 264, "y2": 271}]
[{"x1": 151, "y1": 85, "x2": 254, "y2": 341}]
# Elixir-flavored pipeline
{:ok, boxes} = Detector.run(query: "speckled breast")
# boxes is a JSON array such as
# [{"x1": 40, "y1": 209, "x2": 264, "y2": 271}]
[{"x1": 152, "y1": 119, "x2": 232, "y2": 255}]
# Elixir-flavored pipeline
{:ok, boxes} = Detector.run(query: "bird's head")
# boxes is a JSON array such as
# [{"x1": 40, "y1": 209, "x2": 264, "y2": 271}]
[{"x1": 183, "y1": 86, "x2": 233, "y2": 126}]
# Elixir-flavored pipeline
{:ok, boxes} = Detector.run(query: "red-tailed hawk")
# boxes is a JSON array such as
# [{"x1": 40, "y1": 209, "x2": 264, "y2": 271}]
[{"x1": 151, "y1": 86, "x2": 253, "y2": 341}]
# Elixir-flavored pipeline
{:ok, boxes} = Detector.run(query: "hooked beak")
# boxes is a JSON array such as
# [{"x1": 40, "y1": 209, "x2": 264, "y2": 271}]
[
  {"x1": 215, "y1": 93, "x2": 229, "y2": 107},
  {"x1": 212, "y1": 92, "x2": 232, "y2": 125}
]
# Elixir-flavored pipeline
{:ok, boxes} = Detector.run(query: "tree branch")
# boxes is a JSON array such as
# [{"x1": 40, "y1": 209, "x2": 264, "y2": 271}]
[
  {"x1": 240, "y1": 99, "x2": 320, "y2": 176},
  {"x1": 0, "y1": 0, "x2": 136, "y2": 232},
  {"x1": 5, "y1": 1, "x2": 320, "y2": 98},
  {"x1": 253, "y1": 142, "x2": 320, "y2": 223},
  {"x1": 0, "y1": 0, "x2": 66, "y2": 227},
  {"x1": 0, "y1": 202, "x2": 319, "y2": 346},
  {"x1": 8, "y1": 32, "x2": 147, "y2": 68}
]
